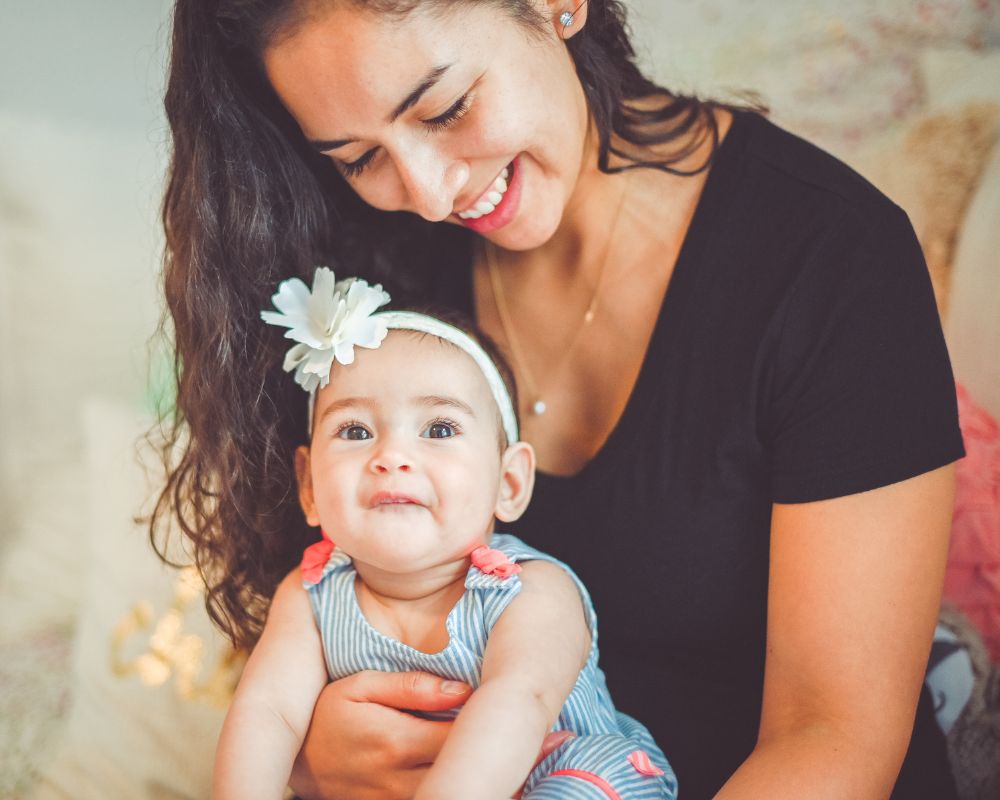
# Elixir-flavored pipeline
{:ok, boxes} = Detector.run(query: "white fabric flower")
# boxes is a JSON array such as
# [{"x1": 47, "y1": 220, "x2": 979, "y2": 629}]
[{"x1": 261, "y1": 268, "x2": 391, "y2": 391}]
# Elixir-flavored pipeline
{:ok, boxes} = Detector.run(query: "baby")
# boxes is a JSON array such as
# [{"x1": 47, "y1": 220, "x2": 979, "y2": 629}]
[{"x1": 212, "y1": 269, "x2": 676, "y2": 799}]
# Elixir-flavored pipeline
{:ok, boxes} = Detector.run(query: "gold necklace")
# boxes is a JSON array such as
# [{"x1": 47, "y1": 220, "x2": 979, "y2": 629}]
[{"x1": 484, "y1": 174, "x2": 631, "y2": 417}]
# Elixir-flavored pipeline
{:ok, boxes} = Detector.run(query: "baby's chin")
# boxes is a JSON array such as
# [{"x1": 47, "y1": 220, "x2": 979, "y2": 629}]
[{"x1": 347, "y1": 528, "x2": 488, "y2": 571}]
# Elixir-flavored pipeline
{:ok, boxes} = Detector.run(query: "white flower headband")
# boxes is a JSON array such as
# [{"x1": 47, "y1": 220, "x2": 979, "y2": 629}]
[{"x1": 261, "y1": 267, "x2": 519, "y2": 443}]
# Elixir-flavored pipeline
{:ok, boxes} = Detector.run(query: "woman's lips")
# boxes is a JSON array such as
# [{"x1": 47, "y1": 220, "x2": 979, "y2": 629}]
[{"x1": 454, "y1": 157, "x2": 522, "y2": 234}]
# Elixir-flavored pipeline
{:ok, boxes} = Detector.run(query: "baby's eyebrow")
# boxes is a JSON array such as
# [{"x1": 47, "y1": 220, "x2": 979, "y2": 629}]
[
  {"x1": 417, "y1": 395, "x2": 477, "y2": 418},
  {"x1": 317, "y1": 396, "x2": 376, "y2": 424}
]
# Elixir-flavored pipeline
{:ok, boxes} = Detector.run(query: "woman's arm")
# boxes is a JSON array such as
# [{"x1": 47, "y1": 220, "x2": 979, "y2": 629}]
[
  {"x1": 414, "y1": 560, "x2": 592, "y2": 800},
  {"x1": 715, "y1": 464, "x2": 956, "y2": 799},
  {"x1": 214, "y1": 570, "x2": 330, "y2": 800}
]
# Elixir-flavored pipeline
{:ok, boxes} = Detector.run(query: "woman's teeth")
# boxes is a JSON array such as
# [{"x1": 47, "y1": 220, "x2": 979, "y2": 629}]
[{"x1": 458, "y1": 166, "x2": 510, "y2": 219}]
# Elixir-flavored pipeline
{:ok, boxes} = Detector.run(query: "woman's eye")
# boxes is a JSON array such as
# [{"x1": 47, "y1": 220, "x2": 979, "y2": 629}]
[
  {"x1": 423, "y1": 92, "x2": 473, "y2": 132},
  {"x1": 337, "y1": 424, "x2": 372, "y2": 440},
  {"x1": 422, "y1": 421, "x2": 458, "y2": 439},
  {"x1": 339, "y1": 148, "x2": 378, "y2": 178},
  {"x1": 335, "y1": 91, "x2": 473, "y2": 178}
]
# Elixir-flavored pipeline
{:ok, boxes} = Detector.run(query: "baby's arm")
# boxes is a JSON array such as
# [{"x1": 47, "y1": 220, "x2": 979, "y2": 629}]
[
  {"x1": 414, "y1": 560, "x2": 592, "y2": 800},
  {"x1": 213, "y1": 570, "x2": 329, "y2": 800}
]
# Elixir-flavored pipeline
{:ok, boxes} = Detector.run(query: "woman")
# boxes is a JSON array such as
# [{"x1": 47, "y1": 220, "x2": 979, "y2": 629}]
[{"x1": 155, "y1": 1, "x2": 964, "y2": 798}]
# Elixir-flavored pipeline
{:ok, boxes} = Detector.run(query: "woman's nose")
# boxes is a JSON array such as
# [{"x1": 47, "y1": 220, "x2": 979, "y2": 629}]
[{"x1": 395, "y1": 149, "x2": 469, "y2": 222}]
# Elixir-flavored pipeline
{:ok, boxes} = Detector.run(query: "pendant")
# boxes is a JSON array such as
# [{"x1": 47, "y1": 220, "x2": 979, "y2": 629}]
[{"x1": 531, "y1": 399, "x2": 547, "y2": 415}]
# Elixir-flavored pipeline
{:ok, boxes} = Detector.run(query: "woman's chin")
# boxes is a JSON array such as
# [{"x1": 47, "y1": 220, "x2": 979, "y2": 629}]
[{"x1": 491, "y1": 215, "x2": 562, "y2": 252}]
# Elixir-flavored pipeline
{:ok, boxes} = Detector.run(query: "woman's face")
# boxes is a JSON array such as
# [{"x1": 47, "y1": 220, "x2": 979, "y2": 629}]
[{"x1": 263, "y1": 1, "x2": 592, "y2": 251}]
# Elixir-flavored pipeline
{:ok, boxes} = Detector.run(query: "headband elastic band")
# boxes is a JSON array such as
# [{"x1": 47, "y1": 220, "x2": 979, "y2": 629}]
[{"x1": 374, "y1": 311, "x2": 519, "y2": 444}]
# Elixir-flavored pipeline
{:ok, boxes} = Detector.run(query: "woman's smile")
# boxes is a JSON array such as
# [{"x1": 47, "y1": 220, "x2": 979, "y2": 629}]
[{"x1": 454, "y1": 158, "x2": 522, "y2": 234}]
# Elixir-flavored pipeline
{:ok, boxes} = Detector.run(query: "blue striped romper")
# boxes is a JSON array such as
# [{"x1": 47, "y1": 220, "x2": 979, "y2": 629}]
[{"x1": 304, "y1": 532, "x2": 678, "y2": 799}]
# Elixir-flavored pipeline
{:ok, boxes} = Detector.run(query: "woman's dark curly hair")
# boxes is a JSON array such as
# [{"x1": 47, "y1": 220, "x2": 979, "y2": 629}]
[{"x1": 153, "y1": 0, "x2": 732, "y2": 650}]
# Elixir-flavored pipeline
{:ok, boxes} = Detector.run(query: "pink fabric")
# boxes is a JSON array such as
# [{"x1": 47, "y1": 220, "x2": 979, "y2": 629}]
[
  {"x1": 944, "y1": 383, "x2": 1000, "y2": 662},
  {"x1": 549, "y1": 769, "x2": 622, "y2": 800},
  {"x1": 301, "y1": 532, "x2": 336, "y2": 584},
  {"x1": 470, "y1": 545, "x2": 522, "y2": 579},
  {"x1": 627, "y1": 750, "x2": 665, "y2": 777}
]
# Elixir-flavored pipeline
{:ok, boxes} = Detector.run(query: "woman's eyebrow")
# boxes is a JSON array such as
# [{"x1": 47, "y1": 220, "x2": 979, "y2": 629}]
[
  {"x1": 309, "y1": 64, "x2": 453, "y2": 153},
  {"x1": 388, "y1": 64, "x2": 452, "y2": 123}
]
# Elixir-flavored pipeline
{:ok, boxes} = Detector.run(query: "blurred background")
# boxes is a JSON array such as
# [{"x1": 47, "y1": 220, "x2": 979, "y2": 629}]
[{"x1": 1, "y1": 1, "x2": 998, "y2": 798}]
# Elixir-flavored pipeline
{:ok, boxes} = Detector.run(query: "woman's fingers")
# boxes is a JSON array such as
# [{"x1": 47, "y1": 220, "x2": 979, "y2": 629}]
[
  {"x1": 539, "y1": 729, "x2": 576, "y2": 759},
  {"x1": 371, "y1": 708, "x2": 453, "y2": 769},
  {"x1": 344, "y1": 669, "x2": 472, "y2": 711},
  {"x1": 512, "y1": 730, "x2": 576, "y2": 798},
  {"x1": 346, "y1": 671, "x2": 467, "y2": 764},
  {"x1": 289, "y1": 672, "x2": 469, "y2": 800}
]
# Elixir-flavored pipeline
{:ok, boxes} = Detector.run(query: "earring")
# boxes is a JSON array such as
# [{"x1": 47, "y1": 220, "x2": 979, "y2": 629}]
[{"x1": 559, "y1": 10, "x2": 574, "y2": 27}]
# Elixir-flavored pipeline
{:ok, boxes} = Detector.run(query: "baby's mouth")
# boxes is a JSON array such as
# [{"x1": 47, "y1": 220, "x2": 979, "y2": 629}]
[{"x1": 370, "y1": 491, "x2": 423, "y2": 508}]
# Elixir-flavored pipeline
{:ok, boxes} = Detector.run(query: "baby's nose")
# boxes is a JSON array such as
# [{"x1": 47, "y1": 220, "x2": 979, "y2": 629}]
[{"x1": 370, "y1": 445, "x2": 412, "y2": 474}]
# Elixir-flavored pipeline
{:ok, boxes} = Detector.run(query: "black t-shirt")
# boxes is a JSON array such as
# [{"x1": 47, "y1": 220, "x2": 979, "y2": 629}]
[{"x1": 430, "y1": 110, "x2": 965, "y2": 799}]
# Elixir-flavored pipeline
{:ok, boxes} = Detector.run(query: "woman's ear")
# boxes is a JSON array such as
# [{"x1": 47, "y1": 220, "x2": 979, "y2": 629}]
[
  {"x1": 495, "y1": 441, "x2": 536, "y2": 523},
  {"x1": 543, "y1": 0, "x2": 589, "y2": 40},
  {"x1": 294, "y1": 445, "x2": 321, "y2": 527}
]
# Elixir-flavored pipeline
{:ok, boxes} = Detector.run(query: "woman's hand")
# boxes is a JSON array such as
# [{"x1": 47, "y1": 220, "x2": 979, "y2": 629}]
[
  {"x1": 287, "y1": 670, "x2": 576, "y2": 800},
  {"x1": 289, "y1": 670, "x2": 470, "y2": 800},
  {"x1": 511, "y1": 730, "x2": 576, "y2": 799}
]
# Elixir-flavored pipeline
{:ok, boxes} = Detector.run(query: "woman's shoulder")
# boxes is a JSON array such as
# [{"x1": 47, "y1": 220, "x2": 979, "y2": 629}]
[
  {"x1": 698, "y1": 108, "x2": 922, "y2": 307},
  {"x1": 727, "y1": 109, "x2": 909, "y2": 236}
]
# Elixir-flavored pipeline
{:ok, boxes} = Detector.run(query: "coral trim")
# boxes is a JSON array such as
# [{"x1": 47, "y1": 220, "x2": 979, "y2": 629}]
[
  {"x1": 470, "y1": 545, "x2": 522, "y2": 579},
  {"x1": 549, "y1": 769, "x2": 622, "y2": 800},
  {"x1": 627, "y1": 750, "x2": 665, "y2": 776},
  {"x1": 301, "y1": 535, "x2": 335, "y2": 584}
]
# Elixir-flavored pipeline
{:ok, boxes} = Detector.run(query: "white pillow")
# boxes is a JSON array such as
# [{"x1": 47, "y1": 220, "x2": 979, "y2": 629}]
[
  {"x1": 945, "y1": 139, "x2": 1000, "y2": 420},
  {"x1": 32, "y1": 400, "x2": 239, "y2": 800},
  {"x1": 0, "y1": 457, "x2": 90, "y2": 641},
  {"x1": 0, "y1": 110, "x2": 161, "y2": 545}
]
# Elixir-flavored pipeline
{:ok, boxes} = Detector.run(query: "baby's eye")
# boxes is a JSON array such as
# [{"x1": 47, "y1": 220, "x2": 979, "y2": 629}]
[
  {"x1": 422, "y1": 420, "x2": 459, "y2": 439},
  {"x1": 337, "y1": 423, "x2": 372, "y2": 441}
]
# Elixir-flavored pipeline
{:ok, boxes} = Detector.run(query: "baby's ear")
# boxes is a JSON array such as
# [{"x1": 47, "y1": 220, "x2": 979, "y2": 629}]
[
  {"x1": 294, "y1": 445, "x2": 321, "y2": 527},
  {"x1": 495, "y1": 441, "x2": 536, "y2": 523}
]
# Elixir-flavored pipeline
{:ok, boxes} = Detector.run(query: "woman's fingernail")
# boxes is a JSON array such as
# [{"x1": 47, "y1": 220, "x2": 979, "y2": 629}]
[{"x1": 441, "y1": 680, "x2": 469, "y2": 695}]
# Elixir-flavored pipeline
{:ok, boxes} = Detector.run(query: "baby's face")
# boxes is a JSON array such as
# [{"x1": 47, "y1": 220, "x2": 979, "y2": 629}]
[{"x1": 298, "y1": 331, "x2": 516, "y2": 574}]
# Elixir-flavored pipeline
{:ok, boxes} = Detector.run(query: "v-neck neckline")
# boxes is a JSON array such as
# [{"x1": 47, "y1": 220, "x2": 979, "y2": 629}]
[{"x1": 455, "y1": 109, "x2": 752, "y2": 484}]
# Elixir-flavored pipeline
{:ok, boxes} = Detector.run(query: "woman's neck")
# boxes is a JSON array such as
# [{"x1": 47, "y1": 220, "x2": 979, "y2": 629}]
[
  {"x1": 513, "y1": 106, "x2": 730, "y2": 284},
  {"x1": 536, "y1": 121, "x2": 626, "y2": 281}
]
